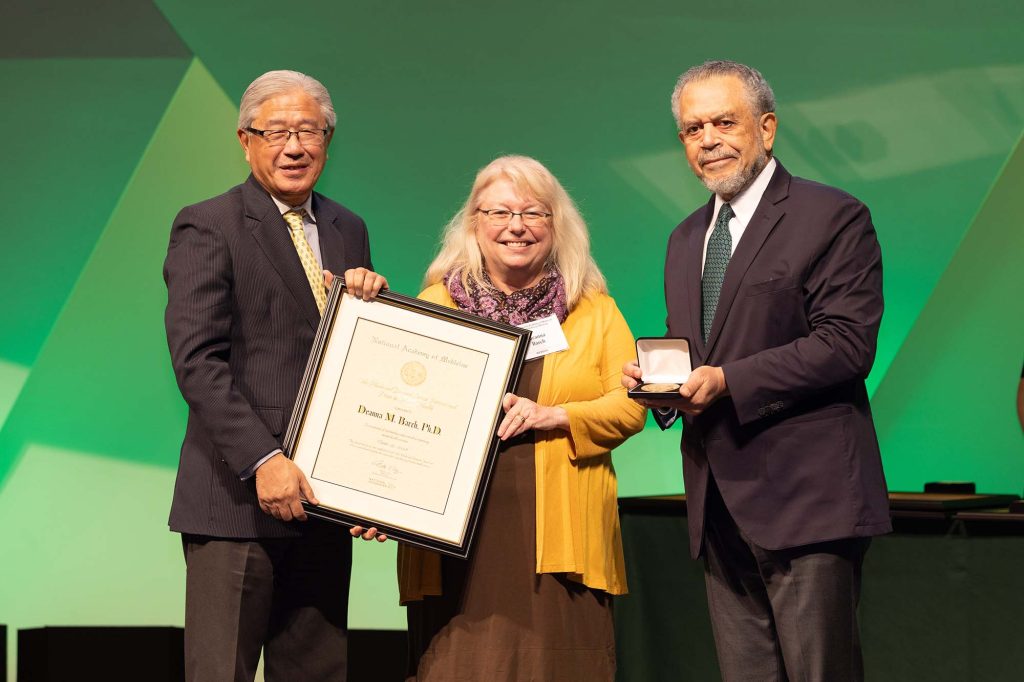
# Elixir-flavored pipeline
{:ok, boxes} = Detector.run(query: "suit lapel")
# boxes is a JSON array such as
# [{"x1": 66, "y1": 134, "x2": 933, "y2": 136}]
[
  {"x1": 686, "y1": 199, "x2": 714, "y2": 362},
  {"x1": 704, "y1": 163, "x2": 791, "y2": 359},
  {"x1": 244, "y1": 176, "x2": 322, "y2": 330},
  {"x1": 312, "y1": 193, "x2": 347, "y2": 274}
]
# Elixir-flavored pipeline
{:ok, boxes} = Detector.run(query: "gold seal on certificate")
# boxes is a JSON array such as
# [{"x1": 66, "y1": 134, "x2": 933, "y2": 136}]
[
  {"x1": 641, "y1": 382, "x2": 681, "y2": 392},
  {"x1": 400, "y1": 360, "x2": 427, "y2": 386}
]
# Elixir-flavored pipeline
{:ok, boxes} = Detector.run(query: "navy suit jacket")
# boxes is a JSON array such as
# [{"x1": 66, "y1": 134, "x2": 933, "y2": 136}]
[
  {"x1": 663, "y1": 161, "x2": 891, "y2": 558},
  {"x1": 164, "y1": 175, "x2": 373, "y2": 538}
]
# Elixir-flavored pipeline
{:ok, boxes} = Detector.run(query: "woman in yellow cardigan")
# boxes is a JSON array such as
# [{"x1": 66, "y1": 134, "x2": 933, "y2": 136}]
[{"x1": 400, "y1": 155, "x2": 646, "y2": 681}]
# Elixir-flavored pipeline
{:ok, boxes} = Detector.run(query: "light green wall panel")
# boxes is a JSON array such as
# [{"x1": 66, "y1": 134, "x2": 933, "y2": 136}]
[{"x1": 872, "y1": 133, "x2": 1024, "y2": 491}]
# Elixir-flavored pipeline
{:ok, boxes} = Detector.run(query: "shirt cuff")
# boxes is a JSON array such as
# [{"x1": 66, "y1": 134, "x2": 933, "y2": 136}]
[
  {"x1": 652, "y1": 407, "x2": 679, "y2": 430},
  {"x1": 240, "y1": 449, "x2": 282, "y2": 480}
]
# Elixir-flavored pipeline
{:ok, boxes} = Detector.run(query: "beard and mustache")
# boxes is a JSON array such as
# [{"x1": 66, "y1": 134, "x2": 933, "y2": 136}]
[{"x1": 696, "y1": 146, "x2": 769, "y2": 198}]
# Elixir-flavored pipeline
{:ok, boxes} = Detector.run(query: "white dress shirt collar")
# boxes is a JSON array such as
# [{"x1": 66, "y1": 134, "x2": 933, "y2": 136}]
[
  {"x1": 702, "y1": 158, "x2": 778, "y2": 268},
  {"x1": 270, "y1": 194, "x2": 317, "y2": 223},
  {"x1": 712, "y1": 157, "x2": 776, "y2": 229}
]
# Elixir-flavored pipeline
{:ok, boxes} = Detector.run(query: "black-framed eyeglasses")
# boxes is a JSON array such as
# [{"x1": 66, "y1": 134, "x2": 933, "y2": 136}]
[
  {"x1": 477, "y1": 208, "x2": 552, "y2": 228},
  {"x1": 245, "y1": 127, "x2": 329, "y2": 147}
]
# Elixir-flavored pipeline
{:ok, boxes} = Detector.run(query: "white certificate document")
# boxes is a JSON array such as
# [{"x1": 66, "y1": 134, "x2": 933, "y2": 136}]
[
  {"x1": 286, "y1": 287, "x2": 531, "y2": 557},
  {"x1": 311, "y1": 318, "x2": 487, "y2": 514}
]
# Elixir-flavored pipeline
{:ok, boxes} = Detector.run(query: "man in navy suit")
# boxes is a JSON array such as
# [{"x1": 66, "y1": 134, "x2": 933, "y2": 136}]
[
  {"x1": 164, "y1": 70, "x2": 386, "y2": 682},
  {"x1": 624, "y1": 60, "x2": 890, "y2": 681}
]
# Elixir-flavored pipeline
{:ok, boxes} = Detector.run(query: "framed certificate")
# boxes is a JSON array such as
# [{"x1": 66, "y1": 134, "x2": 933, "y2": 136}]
[{"x1": 283, "y1": 284, "x2": 531, "y2": 558}]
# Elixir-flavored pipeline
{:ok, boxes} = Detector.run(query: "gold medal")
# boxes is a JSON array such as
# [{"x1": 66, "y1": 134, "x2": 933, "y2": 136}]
[{"x1": 640, "y1": 382, "x2": 680, "y2": 392}]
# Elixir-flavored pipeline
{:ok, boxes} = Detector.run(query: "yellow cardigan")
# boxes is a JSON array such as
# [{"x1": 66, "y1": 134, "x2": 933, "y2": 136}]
[{"x1": 398, "y1": 284, "x2": 647, "y2": 601}]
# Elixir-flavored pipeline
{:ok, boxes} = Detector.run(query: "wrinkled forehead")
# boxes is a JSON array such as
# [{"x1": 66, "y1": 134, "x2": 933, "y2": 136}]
[
  {"x1": 679, "y1": 75, "x2": 754, "y2": 120},
  {"x1": 253, "y1": 89, "x2": 325, "y2": 126}
]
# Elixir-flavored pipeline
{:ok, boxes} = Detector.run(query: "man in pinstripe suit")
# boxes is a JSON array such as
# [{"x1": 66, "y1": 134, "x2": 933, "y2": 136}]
[{"x1": 164, "y1": 70, "x2": 386, "y2": 682}]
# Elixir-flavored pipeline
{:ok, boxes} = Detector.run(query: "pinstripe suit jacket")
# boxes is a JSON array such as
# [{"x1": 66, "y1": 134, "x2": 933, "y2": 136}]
[{"x1": 164, "y1": 175, "x2": 373, "y2": 538}]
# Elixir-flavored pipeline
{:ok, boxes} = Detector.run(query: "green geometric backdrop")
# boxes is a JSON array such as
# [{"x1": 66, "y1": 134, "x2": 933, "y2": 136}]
[{"x1": 2, "y1": 0, "x2": 1022, "y2": 676}]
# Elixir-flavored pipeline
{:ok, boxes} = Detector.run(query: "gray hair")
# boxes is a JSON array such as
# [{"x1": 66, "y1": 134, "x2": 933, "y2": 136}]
[
  {"x1": 237, "y1": 70, "x2": 337, "y2": 130},
  {"x1": 670, "y1": 60, "x2": 775, "y2": 129},
  {"x1": 423, "y1": 155, "x2": 607, "y2": 308}
]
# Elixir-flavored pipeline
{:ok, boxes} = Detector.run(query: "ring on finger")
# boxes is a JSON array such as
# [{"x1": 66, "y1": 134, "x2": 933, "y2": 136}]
[{"x1": 517, "y1": 415, "x2": 526, "y2": 422}]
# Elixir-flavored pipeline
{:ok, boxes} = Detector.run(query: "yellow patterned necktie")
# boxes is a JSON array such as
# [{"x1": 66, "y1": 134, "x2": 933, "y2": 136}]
[{"x1": 283, "y1": 209, "x2": 327, "y2": 315}]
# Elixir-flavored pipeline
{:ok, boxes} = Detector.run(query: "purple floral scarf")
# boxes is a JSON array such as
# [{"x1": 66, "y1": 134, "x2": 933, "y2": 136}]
[{"x1": 444, "y1": 268, "x2": 568, "y2": 325}]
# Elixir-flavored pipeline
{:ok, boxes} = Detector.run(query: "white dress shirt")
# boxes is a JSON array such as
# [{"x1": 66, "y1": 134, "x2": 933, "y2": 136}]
[{"x1": 701, "y1": 157, "x2": 777, "y2": 274}]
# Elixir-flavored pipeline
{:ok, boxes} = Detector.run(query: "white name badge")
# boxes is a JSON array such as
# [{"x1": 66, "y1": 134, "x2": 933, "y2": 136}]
[{"x1": 519, "y1": 314, "x2": 570, "y2": 361}]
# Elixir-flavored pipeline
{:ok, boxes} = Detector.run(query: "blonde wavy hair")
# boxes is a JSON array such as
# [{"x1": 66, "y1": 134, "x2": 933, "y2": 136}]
[{"x1": 423, "y1": 155, "x2": 607, "y2": 309}]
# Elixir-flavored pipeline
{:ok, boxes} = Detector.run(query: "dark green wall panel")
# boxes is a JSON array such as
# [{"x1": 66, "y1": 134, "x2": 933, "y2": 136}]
[{"x1": 0, "y1": 58, "x2": 190, "y2": 366}]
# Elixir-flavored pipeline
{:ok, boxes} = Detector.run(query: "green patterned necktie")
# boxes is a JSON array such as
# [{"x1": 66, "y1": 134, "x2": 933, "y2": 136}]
[{"x1": 701, "y1": 203, "x2": 734, "y2": 341}]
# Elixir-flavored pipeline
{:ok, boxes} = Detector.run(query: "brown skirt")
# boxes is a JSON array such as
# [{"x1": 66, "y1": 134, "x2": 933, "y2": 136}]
[{"x1": 405, "y1": 360, "x2": 615, "y2": 682}]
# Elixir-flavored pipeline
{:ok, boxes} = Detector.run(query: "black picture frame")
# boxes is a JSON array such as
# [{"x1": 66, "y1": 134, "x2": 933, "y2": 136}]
[{"x1": 283, "y1": 284, "x2": 531, "y2": 558}]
